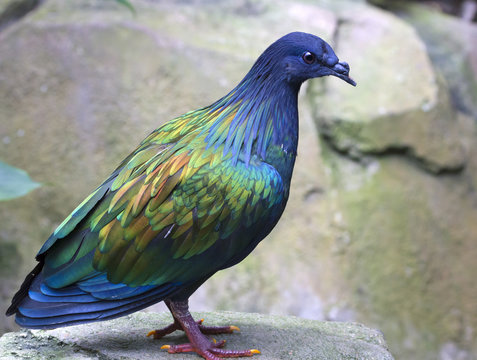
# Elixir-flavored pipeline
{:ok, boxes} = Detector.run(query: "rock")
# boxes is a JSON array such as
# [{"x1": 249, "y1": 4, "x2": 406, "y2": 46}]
[
  {"x1": 320, "y1": 145, "x2": 477, "y2": 360},
  {"x1": 0, "y1": 311, "x2": 394, "y2": 360},
  {"x1": 308, "y1": 3, "x2": 477, "y2": 359},
  {"x1": 313, "y1": 2, "x2": 468, "y2": 173},
  {"x1": 369, "y1": 2, "x2": 477, "y2": 120}
]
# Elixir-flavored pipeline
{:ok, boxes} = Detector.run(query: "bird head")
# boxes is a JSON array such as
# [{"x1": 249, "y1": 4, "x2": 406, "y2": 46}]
[{"x1": 249, "y1": 32, "x2": 356, "y2": 88}]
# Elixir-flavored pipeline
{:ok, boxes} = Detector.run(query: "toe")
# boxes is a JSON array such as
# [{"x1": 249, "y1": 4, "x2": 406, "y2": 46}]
[
  {"x1": 161, "y1": 343, "x2": 194, "y2": 353},
  {"x1": 210, "y1": 348, "x2": 261, "y2": 358}
]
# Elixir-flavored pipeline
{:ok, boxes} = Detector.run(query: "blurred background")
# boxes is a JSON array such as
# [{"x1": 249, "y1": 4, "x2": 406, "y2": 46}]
[{"x1": 0, "y1": 0, "x2": 476, "y2": 359}]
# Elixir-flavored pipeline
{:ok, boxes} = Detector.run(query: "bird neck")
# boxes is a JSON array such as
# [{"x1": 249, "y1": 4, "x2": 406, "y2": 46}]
[{"x1": 203, "y1": 74, "x2": 300, "y2": 166}]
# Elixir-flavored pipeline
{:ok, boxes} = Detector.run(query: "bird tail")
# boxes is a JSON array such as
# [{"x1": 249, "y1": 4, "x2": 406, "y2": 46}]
[
  {"x1": 6, "y1": 263, "x2": 178, "y2": 329},
  {"x1": 6, "y1": 262, "x2": 43, "y2": 317}
]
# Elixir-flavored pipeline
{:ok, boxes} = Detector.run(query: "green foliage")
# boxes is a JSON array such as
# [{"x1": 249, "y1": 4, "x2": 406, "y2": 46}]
[
  {"x1": 0, "y1": 160, "x2": 41, "y2": 201},
  {"x1": 115, "y1": 0, "x2": 136, "y2": 15}
]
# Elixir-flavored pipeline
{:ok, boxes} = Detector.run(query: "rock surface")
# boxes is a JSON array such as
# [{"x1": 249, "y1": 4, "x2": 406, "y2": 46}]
[
  {"x1": 370, "y1": 1, "x2": 477, "y2": 120},
  {"x1": 0, "y1": 311, "x2": 394, "y2": 360},
  {"x1": 314, "y1": 2, "x2": 468, "y2": 173}
]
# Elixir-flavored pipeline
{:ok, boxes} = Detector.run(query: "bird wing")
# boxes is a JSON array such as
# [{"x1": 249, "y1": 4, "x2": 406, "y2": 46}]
[{"x1": 38, "y1": 128, "x2": 285, "y2": 290}]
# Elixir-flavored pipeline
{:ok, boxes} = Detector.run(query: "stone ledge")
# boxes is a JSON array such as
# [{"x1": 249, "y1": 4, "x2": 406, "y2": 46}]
[{"x1": 0, "y1": 311, "x2": 394, "y2": 359}]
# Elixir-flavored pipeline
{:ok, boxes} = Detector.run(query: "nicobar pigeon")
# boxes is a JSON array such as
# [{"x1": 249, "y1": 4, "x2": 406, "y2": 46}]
[{"x1": 7, "y1": 32, "x2": 356, "y2": 360}]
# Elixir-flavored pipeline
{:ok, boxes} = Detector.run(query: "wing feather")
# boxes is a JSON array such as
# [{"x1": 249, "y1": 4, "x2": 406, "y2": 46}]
[{"x1": 38, "y1": 124, "x2": 285, "y2": 292}]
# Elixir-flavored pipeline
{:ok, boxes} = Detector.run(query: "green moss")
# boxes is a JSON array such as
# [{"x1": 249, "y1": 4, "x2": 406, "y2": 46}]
[
  {"x1": 397, "y1": 3, "x2": 477, "y2": 119},
  {"x1": 324, "y1": 148, "x2": 477, "y2": 359}
]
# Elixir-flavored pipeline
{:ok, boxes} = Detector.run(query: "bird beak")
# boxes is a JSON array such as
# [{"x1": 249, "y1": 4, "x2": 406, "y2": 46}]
[{"x1": 330, "y1": 61, "x2": 356, "y2": 86}]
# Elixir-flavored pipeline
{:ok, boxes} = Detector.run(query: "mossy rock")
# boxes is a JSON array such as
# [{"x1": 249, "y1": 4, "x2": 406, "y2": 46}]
[
  {"x1": 0, "y1": 311, "x2": 394, "y2": 360},
  {"x1": 313, "y1": 2, "x2": 467, "y2": 173}
]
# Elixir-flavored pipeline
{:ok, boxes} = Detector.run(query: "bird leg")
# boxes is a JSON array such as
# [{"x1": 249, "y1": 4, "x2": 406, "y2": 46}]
[
  {"x1": 147, "y1": 300, "x2": 241, "y2": 339},
  {"x1": 150, "y1": 300, "x2": 260, "y2": 360}
]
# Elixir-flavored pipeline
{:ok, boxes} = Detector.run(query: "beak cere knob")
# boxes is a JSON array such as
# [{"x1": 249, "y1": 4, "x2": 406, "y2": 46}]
[
  {"x1": 335, "y1": 62, "x2": 350, "y2": 74},
  {"x1": 331, "y1": 61, "x2": 356, "y2": 87}
]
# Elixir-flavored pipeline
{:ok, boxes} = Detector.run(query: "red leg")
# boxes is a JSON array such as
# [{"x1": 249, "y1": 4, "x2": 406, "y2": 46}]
[
  {"x1": 147, "y1": 300, "x2": 240, "y2": 339},
  {"x1": 147, "y1": 318, "x2": 182, "y2": 339},
  {"x1": 152, "y1": 300, "x2": 260, "y2": 360}
]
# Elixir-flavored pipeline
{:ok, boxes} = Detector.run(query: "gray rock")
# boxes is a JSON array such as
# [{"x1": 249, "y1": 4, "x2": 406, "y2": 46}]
[
  {"x1": 313, "y1": 2, "x2": 468, "y2": 173},
  {"x1": 0, "y1": 311, "x2": 394, "y2": 360},
  {"x1": 369, "y1": 1, "x2": 477, "y2": 120}
]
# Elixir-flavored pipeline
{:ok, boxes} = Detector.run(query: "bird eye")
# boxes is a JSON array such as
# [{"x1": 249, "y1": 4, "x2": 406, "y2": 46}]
[{"x1": 302, "y1": 51, "x2": 316, "y2": 64}]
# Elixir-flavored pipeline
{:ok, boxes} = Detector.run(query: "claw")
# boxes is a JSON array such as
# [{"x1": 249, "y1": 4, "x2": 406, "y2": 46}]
[
  {"x1": 216, "y1": 340, "x2": 226, "y2": 348},
  {"x1": 156, "y1": 301, "x2": 255, "y2": 358}
]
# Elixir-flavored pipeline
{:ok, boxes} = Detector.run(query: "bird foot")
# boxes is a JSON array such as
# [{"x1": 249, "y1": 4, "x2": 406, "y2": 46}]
[
  {"x1": 151, "y1": 300, "x2": 260, "y2": 359},
  {"x1": 147, "y1": 318, "x2": 241, "y2": 339}
]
